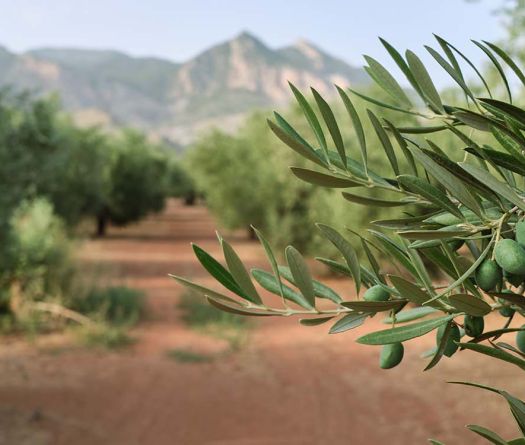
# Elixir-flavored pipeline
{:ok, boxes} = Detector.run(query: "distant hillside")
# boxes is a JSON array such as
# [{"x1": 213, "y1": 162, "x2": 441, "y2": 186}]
[{"x1": 0, "y1": 32, "x2": 368, "y2": 146}]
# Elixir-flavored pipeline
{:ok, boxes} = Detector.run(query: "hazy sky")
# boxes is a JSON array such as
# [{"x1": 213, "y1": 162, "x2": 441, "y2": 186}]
[{"x1": 0, "y1": 0, "x2": 508, "y2": 86}]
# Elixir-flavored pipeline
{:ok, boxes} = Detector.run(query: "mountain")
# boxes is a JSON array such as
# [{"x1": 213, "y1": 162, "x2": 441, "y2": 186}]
[{"x1": 0, "y1": 32, "x2": 368, "y2": 146}]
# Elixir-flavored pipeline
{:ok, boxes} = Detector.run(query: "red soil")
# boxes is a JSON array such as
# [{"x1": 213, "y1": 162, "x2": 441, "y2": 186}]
[{"x1": 0, "y1": 200, "x2": 523, "y2": 444}]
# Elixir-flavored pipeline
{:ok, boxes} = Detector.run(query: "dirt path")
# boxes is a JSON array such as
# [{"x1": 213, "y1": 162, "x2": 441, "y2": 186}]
[{"x1": 0, "y1": 200, "x2": 523, "y2": 445}]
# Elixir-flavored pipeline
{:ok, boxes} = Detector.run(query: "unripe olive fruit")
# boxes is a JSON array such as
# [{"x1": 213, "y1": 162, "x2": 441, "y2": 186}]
[
  {"x1": 516, "y1": 326, "x2": 525, "y2": 353},
  {"x1": 475, "y1": 259, "x2": 502, "y2": 292},
  {"x1": 516, "y1": 220, "x2": 525, "y2": 247},
  {"x1": 464, "y1": 315, "x2": 484, "y2": 337},
  {"x1": 379, "y1": 342, "x2": 404, "y2": 369},
  {"x1": 494, "y1": 239, "x2": 525, "y2": 275},
  {"x1": 437, "y1": 323, "x2": 460, "y2": 357},
  {"x1": 364, "y1": 285, "x2": 390, "y2": 302},
  {"x1": 498, "y1": 295, "x2": 515, "y2": 317}
]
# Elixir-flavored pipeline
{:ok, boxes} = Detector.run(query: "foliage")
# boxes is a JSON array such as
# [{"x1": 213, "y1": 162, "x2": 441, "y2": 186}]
[
  {"x1": 70, "y1": 286, "x2": 145, "y2": 326},
  {"x1": 186, "y1": 88, "x2": 416, "y2": 254},
  {"x1": 0, "y1": 91, "x2": 181, "y2": 335},
  {"x1": 167, "y1": 158, "x2": 196, "y2": 204},
  {"x1": 175, "y1": 35, "x2": 525, "y2": 443},
  {"x1": 0, "y1": 198, "x2": 74, "y2": 324},
  {"x1": 76, "y1": 323, "x2": 135, "y2": 349},
  {"x1": 98, "y1": 130, "x2": 170, "y2": 232},
  {"x1": 0, "y1": 91, "x2": 181, "y2": 237}
]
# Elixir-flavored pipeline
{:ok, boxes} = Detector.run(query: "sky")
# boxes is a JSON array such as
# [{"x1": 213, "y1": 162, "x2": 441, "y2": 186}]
[{"x1": 0, "y1": 0, "x2": 509, "y2": 87}]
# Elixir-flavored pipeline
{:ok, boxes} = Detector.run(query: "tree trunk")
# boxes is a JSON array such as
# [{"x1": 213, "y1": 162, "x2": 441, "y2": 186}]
[
  {"x1": 96, "y1": 213, "x2": 108, "y2": 237},
  {"x1": 247, "y1": 225, "x2": 257, "y2": 240},
  {"x1": 184, "y1": 192, "x2": 196, "y2": 206}
]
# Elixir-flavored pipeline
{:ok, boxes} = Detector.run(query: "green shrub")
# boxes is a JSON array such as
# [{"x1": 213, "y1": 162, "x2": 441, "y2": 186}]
[
  {"x1": 76, "y1": 324, "x2": 135, "y2": 349},
  {"x1": 0, "y1": 198, "x2": 74, "y2": 320},
  {"x1": 71, "y1": 286, "x2": 145, "y2": 326}
]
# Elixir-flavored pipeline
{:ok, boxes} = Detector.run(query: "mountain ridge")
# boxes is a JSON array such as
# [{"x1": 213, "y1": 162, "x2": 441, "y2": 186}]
[{"x1": 0, "y1": 31, "x2": 368, "y2": 146}]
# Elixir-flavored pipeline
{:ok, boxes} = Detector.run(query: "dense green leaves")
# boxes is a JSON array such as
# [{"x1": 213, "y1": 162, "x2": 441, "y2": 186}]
[
  {"x1": 459, "y1": 162, "x2": 525, "y2": 211},
  {"x1": 174, "y1": 38, "x2": 525, "y2": 442},
  {"x1": 410, "y1": 149, "x2": 482, "y2": 216},
  {"x1": 397, "y1": 175, "x2": 462, "y2": 219}
]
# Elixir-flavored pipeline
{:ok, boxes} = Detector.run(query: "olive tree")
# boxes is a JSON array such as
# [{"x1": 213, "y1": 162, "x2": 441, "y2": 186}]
[
  {"x1": 96, "y1": 130, "x2": 170, "y2": 236},
  {"x1": 172, "y1": 35, "x2": 525, "y2": 443}
]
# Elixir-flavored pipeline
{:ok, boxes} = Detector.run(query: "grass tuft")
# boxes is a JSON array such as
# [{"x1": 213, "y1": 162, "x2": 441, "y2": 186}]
[
  {"x1": 166, "y1": 348, "x2": 215, "y2": 363},
  {"x1": 178, "y1": 290, "x2": 250, "y2": 352},
  {"x1": 76, "y1": 323, "x2": 135, "y2": 349}
]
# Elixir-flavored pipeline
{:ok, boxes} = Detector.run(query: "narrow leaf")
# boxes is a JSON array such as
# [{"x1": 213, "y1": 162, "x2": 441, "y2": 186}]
[
  {"x1": 406, "y1": 50, "x2": 445, "y2": 113},
  {"x1": 410, "y1": 148, "x2": 482, "y2": 216},
  {"x1": 222, "y1": 240, "x2": 262, "y2": 304},
  {"x1": 285, "y1": 246, "x2": 315, "y2": 307},
  {"x1": 312, "y1": 87, "x2": 346, "y2": 167},
  {"x1": 389, "y1": 275, "x2": 443, "y2": 309},
  {"x1": 278, "y1": 265, "x2": 341, "y2": 303},
  {"x1": 357, "y1": 315, "x2": 453, "y2": 345},
  {"x1": 459, "y1": 162, "x2": 525, "y2": 211},
  {"x1": 317, "y1": 223, "x2": 361, "y2": 294},
  {"x1": 398, "y1": 175, "x2": 462, "y2": 219},
  {"x1": 290, "y1": 167, "x2": 361, "y2": 188},
  {"x1": 288, "y1": 82, "x2": 327, "y2": 153},
  {"x1": 342, "y1": 191, "x2": 409, "y2": 207},
  {"x1": 383, "y1": 306, "x2": 438, "y2": 324},
  {"x1": 368, "y1": 110, "x2": 399, "y2": 175},
  {"x1": 192, "y1": 244, "x2": 248, "y2": 298},
  {"x1": 268, "y1": 117, "x2": 326, "y2": 167},
  {"x1": 425, "y1": 320, "x2": 453, "y2": 371},
  {"x1": 300, "y1": 316, "x2": 334, "y2": 326},
  {"x1": 329, "y1": 313, "x2": 369, "y2": 334},
  {"x1": 251, "y1": 269, "x2": 312, "y2": 309},
  {"x1": 340, "y1": 299, "x2": 407, "y2": 312},
  {"x1": 337, "y1": 86, "x2": 367, "y2": 173},
  {"x1": 458, "y1": 342, "x2": 525, "y2": 371},
  {"x1": 170, "y1": 275, "x2": 242, "y2": 306},
  {"x1": 472, "y1": 40, "x2": 512, "y2": 102},
  {"x1": 206, "y1": 297, "x2": 274, "y2": 317},
  {"x1": 252, "y1": 227, "x2": 284, "y2": 302},
  {"x1": 466, "y1": 425, "x2": 507, "y2": 445},
  {"x1": 364, "y1": 55, "x2": 412, "y2": 106},
  {"x1": 448, "y1": 294, "x2": 491, "y2": 316}
]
